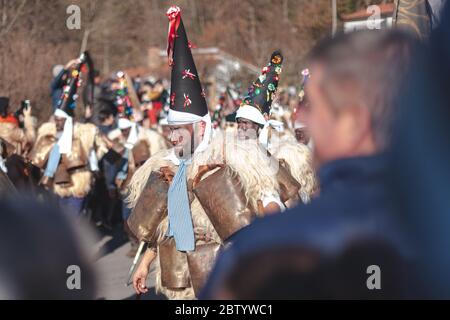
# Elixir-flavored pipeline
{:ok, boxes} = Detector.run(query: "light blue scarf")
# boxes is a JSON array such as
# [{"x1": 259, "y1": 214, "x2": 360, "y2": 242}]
[
  {"x1": 167, "y1": 159, "x2": 195, "y2": 252},
  {"x1": 43, "y1": 143, "x2": 61, "y2": 178}
]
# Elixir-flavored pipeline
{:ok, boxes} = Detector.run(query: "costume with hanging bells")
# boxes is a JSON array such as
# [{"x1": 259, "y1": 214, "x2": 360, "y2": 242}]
[
  {"x1": 29, "y1": 52, "x2": 108, "y2": 214},
  {"x1": 235, "y1": 53, "x2": 317, "y2": 207},
  {"x1": 125, "y1": 6, "x2": 281, "y2": 300}
]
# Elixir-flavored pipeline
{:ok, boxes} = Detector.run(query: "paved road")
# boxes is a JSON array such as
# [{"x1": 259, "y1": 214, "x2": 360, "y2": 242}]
[{"x1": 93, "y1": 227, "x2": 166, "y2": 300}]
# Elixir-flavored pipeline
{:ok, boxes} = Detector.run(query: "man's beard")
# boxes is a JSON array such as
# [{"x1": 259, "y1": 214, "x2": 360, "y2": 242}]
[
  {"x1": 174, "y1": 126, "x2": 197, "y2": 158},
  {"x1": 238, "y1": 128, "x2": 259, "y2": 141}
]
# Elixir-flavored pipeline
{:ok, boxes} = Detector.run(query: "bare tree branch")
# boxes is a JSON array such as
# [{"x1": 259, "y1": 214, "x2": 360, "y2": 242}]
[{"x1": 0, "y1": 0, "x2": 27, "y2": 37}]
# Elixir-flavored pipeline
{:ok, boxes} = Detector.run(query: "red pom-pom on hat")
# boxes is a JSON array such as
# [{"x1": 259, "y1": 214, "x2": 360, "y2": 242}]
[{"x1": 166, "y1": 6, "x2": 181, "y2": 20}]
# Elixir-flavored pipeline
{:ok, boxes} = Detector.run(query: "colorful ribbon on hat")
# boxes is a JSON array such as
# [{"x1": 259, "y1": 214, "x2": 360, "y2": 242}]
[{"x1": 166, "y1": 6, "x2": 181, "y2": 66}]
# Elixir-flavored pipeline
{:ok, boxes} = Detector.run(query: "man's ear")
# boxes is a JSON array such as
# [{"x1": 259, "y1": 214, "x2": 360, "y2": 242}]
[
  {"x1": 355, "y1": 105, "x2": 372, "y2": 138},
  {"x1": 342, "y1": 105, "x2": 372, "y2": 147}
]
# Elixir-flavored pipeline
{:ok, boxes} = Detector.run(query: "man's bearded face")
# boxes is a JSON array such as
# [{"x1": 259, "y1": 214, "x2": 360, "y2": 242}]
[
  {"x1": 237, "y1": 118, "x2": 260, "y2": 140},
  {"x1": 55, "y1": 116, "x2": 66, "y2": 132},
  {"x1": 169, "y1": 124, "x2": 194, "y2": 157},
  {"x1": 120, "y1": 127, "x2": 131, "y2": 139}
]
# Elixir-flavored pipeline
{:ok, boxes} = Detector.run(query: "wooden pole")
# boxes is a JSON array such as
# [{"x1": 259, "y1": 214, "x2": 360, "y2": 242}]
[{"x1": 331, "y1": 0, "x2": 337, "y2": 37}]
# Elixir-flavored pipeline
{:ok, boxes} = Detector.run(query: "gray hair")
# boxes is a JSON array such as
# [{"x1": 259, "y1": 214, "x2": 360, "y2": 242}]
[
  {"x1": 308, "y1": 30, "x2": 416, "y2": 149},
  {"x1": 52, "y1": 64, "x2": 64, "y2": 77}
]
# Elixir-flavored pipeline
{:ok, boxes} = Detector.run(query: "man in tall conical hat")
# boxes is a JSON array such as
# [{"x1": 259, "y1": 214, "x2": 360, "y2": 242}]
[
  {"x1": 30, "y1": 52, "x2": 109, "y2": 216},
  {"x1": 126, "y1": 6, "x2": 282, "y2": 300},
  {"x1": 235, "y1": 51, "x2": 288, "y2": 151},
  {"x1": 294, "y1": 68, "x2": 312, "y2": 147},
  {"x1": 235, "y1": 52, "x2": 317, "y2": 207},
  {"x1": 99, "y1": 71, "x2": 140, "y2": 231},
  {"x1": 103, "y1": 71, "x2": 168, "y2": 253},
  {"x1": 236, "y1": 51, "x2": 283, "y2": 145},
  {"x1": 165, "y1": 6, "x2": 211, "y2": 154}
]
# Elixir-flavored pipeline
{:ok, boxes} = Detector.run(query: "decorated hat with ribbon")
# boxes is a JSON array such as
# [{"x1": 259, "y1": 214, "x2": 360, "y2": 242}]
[
  {"x1": 114, "y1": 71, "x2": 134, "y2": 120},
  {"x1": 57, "y1": 51, "x2": 94, "y2": 118},
  {"x1": 236, "y1": 51, "x2": 283, "y2": 126},
  {"x1": 294, "y1": 68, "x2": 311, "y2": 129},
  {"x1": 166, "y1": 6, "x2": 209, "y2": 124},
  {"x1": 298, "y1": 68, "x2": 310, "y2": 103}
]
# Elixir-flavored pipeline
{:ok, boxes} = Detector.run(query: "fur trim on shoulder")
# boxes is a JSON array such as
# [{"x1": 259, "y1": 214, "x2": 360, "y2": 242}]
[
  {"x1": 37, "y1": 122, "x2": 56, "y2": 138},
  {"x1": 191, "y1": 131, "x2": 280, "y2": 210},
  {"x1": 142, "y1": 128, "x2": 168, "y2": 156},
  {"x1": 53, "y1": 169, "x2": 92, "y2": 198},
  {"x1": 74, "y1": 123, "x2": 98, "y2": 156},
  {"x1": 125, "y1": 149, "x2": 173, "y2": 208},
  {"x1": 273, "y1": 140, "x2": 318, "y2": 201}
]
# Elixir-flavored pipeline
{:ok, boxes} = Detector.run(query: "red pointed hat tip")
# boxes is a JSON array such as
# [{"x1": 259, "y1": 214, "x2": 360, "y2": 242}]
[{"x1": 166, "y1": 6, "x2": 181, "y2": 20}]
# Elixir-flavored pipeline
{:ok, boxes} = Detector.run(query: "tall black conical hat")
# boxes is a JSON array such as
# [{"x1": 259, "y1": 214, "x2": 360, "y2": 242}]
[
  {"x1": 57, "y1": 51, "x2": 94, "y2": 117},
  {"x1": 166, "y1": 6, "x2": 208, "y2": 121},
  {"x1": 114, "y1": 71, "x2": 134, "y2": 120},
  {"x1": 242, "y1": 50, "x2": 283, "y2": 116}
]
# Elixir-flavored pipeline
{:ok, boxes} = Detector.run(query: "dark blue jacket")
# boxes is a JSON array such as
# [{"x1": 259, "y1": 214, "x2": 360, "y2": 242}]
[
  {"x1": 201, "y1": 154, "x2": 413, "y2": 298},
  {"x1": 50, "y1": 69, "x2": 67, "y2": 110}
]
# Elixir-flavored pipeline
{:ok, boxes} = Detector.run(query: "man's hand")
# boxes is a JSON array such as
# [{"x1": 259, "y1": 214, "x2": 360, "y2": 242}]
[
  {"x1": 133, "y1": 261, "x2": 149, "y2": 294},
  {"x1": 132, "y1": 249, "x2": 156, "y2": 295},
  {"x1": 39, "y1": 175, "x2": 53, "y2": 190},
  {"x1": 85, "y1": 105, "x2": 92, "y2": 120},
  {"x1": 23, "y1": 104, "x2": 32, "y2": 119},
  {"x1": 115, "y1": 178, "x2": 124, "y2": 189},
  {"x1": 15, "y1": 103, "x2": 32, "y2": 126},
  {"x1": 64, "y1": 58, "x2": 80, "y2": 70}
]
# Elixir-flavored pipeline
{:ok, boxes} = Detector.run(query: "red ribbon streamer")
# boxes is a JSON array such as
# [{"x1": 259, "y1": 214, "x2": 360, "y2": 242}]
[{"x1": 166, "y1": 6, "x2": 181, "y2": 66}]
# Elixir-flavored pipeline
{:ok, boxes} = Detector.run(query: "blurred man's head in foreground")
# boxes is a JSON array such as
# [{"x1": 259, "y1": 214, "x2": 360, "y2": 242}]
[
  {"x1": 305, "y1": 30, "x2": 415, "y2": 168},
  {"x1": 0, "y1": 197, "x2": 97, "y2": 299},
  {"x1": 213, "y1": 240, "x2": 411, "y2": 299}
]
